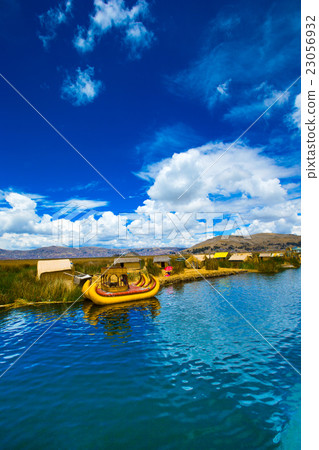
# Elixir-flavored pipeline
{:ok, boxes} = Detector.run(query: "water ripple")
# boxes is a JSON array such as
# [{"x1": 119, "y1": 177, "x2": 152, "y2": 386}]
[{"x1": 0, "y1": 270, "x2": 300, "y2": 449}]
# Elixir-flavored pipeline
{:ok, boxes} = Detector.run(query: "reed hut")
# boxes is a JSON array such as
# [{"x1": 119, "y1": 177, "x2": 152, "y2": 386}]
[
  {"x1": 114, "y1": 256, "x2": 142, "y2": 271},
  {"x1": 37, "y1": 259, "x2": 73, "y2": 280},
  {"x1": 228, "y1": 253, "x2": 252, "y2": 267},
  {"x1": 185, "y1": 254, "x2": 208, "y2": 269},
  {"x1": 259, "y1": 252, "x2": 272, "y2": 260},
  {"x1": 186, "y1": 255, "x2": 200, "y2": 269},
  {"x1": 153, "y1": 256, "x2": 171, "y2": 268},
  {"x1": 194, "y1": 254, "x2": 208, "y2": 263}
]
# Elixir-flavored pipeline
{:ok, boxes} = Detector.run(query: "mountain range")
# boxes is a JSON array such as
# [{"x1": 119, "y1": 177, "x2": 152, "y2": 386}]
[
  {"x1": 0, "y1": 233, "x2": 301, "y2": 260},
  {"x1": 0, "y1": 246, "x2": 183, "y2": 260}
]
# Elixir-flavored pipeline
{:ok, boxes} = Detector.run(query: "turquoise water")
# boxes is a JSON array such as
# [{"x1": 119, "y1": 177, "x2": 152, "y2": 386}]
[{"x1": 0, "y1": 269, "x2": 300, "y2": 449}]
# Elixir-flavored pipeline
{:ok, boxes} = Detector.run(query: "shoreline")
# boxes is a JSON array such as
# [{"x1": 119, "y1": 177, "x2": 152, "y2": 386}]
[
  {"x1": 0, "y1": 268, "x2": 249, "y2": 309},
  {"x1": 158, "y1": 268, "x2": 248, "y2": 286},
  {"x1": 0, "y1": 299, "x2": 79, "y2": 309}
]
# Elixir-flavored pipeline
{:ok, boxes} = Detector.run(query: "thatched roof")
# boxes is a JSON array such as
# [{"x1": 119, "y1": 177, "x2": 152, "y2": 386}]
[
  {"x1": 193, "y1": 254, "x2": 208, "y2": 262},
  {"x1": 153, "y1": 256, "x2": 171, "y2": 263},
  {"x1": 37, "y1": 259, "x2": 73, "y2": 279},
  {"x1": 229, "y1": 253, "x2": 252, "y2": 261},
  {"x1": 115, "y1": 256, "x2": 141, "y2": 263},
  {"x1": 186, "y1": 255, "x2": 199, "y2": 263}
]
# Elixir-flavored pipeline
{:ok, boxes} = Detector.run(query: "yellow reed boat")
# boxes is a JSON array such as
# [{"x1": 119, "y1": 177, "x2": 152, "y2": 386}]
[{"x1": 82, "y1": 266, "x2": 160, "y2": 306}]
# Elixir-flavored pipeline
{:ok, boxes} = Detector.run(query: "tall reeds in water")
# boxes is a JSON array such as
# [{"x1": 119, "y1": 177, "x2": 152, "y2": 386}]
[{"x1": 0, "y1": 264, "x2": 82, "y2": 305}]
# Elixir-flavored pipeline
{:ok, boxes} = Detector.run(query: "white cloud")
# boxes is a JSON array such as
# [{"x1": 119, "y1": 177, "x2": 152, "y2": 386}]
[
  {"x1": 5, "y1": 192, "x2": 37, "y2": 211},
  {"x1": 138, "y1": 142, "x2": 296, "y2": 205},
  {"x1": 224, "y1": 82, "x2": 290, "y2": 121},
  {"x1": 0, "y1": 193, "x2": 118, "y2": 249},
  {"x1": 0, "y1": 141, "x2": 300, "y2": 249},
  {"x1": 0, "y1": 193, "x2": 51, "y2": 236},
  {"x1": 61, "y1": 66, "x2": 103, "y2": 106},
  {"x1": 125, "y1": 21, "x2": 154, "y2": 58},
  {"x1": 38, "y1": 0, "x2": 73, "y2": 48},
  {"x1": 74, "y1": 26, "x2": 96, "y2": 52},
  {"x1": 286, "y1": 93, "x2": 301, "y2": 130},
  {"x1": 73, "y1": 0, "x2": 153, "y2": 57},
  {"x1": 135, "y1": 141, "x2": 300, "y2": 237},
  {"x1": 216, "y1": 79, "x2": 231, "y2": 97}
]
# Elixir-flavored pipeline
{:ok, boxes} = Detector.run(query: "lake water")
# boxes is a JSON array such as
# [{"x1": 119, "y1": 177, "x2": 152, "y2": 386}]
[{"x1": 0, "y1": 269, "x2": 300, "y2": 449}]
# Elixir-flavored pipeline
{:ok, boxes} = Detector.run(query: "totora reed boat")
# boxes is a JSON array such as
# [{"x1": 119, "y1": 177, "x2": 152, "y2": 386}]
[{"x1": 82, "y1": 266, "x2": 160, "y2": 305}]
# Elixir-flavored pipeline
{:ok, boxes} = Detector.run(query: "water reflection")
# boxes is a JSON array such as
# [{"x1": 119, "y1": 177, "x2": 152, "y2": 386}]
[
  {"x1": 82, "y1": 299, "x2": 161, "y2": 336},
  {"x1": 0, "y1": 270, "x2": 300, "y2": 449}
]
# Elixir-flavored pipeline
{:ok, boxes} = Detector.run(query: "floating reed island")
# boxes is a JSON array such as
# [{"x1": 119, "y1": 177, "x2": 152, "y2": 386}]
[
  {"x1": 0, "y1": 250, "x2": 300, "y2": 308},
  {"x1": 158, "y1": 268, "x2": 247, "y2": 286}
]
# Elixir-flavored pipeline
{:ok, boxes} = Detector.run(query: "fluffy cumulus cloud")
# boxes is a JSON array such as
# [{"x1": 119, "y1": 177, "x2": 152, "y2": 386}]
[
  {"x1": 38, "y1": 0, "x2": 73, "y2": 48},
  {"x1": 0, "y1": 193, "x2": 52, "y2": 238},
  {"x1": 0, "y1": 140, "x2": 300, "y2": 250},
  {"x1": 135, "y1": 141, "x2": 300, "y2": 240},
  {"x1": 61, "y1": 66, "x2": 103, "y2": 106},
  {"x1": 0, "y1": 193, "x2": 119, "y2": 250},
  {"x1": 74, "y1": 0, "x2": 154, "y2": 58}
]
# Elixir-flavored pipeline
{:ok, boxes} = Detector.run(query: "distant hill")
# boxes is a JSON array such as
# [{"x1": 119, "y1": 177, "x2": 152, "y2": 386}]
[
  {"x1": 0, "y1": 233, "x2": 301, "y2": 260},
  {"x1": 186, "y1": 233, "x2": 301, "y2": 254},
  {"x1": 0, "y1": 246, "x2": 183, "y2": 260}
]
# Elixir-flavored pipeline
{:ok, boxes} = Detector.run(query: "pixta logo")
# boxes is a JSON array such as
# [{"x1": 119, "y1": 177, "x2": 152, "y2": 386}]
[{"x1": 51, "y1": 202, "x2": 99, "y2": 248}]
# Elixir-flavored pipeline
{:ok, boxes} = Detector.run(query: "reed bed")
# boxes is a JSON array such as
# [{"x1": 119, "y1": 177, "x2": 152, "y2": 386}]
[
  {"x1": 0, "y1": 264, "x2": 82, "y2": 306},
  {"x1": 0, "y1": 253, "x2": 300, "y2": 306}
]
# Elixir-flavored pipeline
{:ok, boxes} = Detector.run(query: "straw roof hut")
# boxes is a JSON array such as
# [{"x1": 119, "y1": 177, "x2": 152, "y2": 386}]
[
  {"x1": 37, "y1": 259, "x2": 73, "y2": 279},
  {"x1": 153, "y1": 256, "x2": 171, "y2": 268},
  {"x1": 259, "y1": 252, "x2": 272, "y2": 259},
  {"x1": 114, "y1": 255, "x2": 141, "y2": 271},
  {"x1": 228, "y1": 253, "x2": 252, "y2": 262},
  {"x1": 193, "y1": 254, "x2": 208, "y2": 262},
  {"x1": 186, "y1": 255, "x2": 202, "y2": 268}
]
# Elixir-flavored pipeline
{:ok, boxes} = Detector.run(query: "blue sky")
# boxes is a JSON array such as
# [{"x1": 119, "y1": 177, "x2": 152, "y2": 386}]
[{"x1": 0, "y1": 0, "x2": 301, "y2": 249}]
